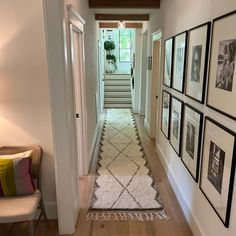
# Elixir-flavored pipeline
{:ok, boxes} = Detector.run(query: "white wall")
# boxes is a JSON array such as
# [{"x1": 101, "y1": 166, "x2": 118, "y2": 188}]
[
  {"x1": 0, "y1": 0, "x2": 56, "y2": 218},
  {"x1": 156, "y1": 1, "x2": 236, "y2": 236}
]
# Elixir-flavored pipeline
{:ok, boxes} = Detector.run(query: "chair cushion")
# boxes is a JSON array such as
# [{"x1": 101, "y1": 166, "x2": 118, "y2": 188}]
[
  {"x1": 0, "y1": 151, "x2": 35, "y2": 196},
  {"x1": 0, "y1": 190, "x2": 41, "y2": 223}
]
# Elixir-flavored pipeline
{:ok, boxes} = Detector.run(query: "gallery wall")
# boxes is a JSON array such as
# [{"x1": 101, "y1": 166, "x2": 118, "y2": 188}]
[{"x1": 156, "y1": 1, "x2": 236, "y2": 236}]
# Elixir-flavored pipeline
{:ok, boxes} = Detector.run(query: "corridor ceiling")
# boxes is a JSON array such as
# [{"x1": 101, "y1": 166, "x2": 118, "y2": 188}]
[{"x1": 88, "y1": 0, "x2": 160, "y2": 9}]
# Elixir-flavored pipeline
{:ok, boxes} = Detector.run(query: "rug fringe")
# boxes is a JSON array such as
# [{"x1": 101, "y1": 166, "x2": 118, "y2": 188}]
[{"x1": 86, "y1": 210, "x2": 169, "y2": 222}]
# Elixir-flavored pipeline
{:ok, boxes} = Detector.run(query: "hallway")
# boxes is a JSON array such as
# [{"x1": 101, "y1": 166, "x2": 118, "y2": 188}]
[
  {"x1": 76, "y1": 111, "x2": 192, "y2": 236},
  {"x1": 0, "y1": 111, "x2": 191, "y2": 236}
]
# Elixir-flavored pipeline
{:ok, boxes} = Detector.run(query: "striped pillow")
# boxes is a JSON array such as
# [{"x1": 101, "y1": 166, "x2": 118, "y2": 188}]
[{"x1": 0, "y1": 150, "x2": 35, "y2": 197}]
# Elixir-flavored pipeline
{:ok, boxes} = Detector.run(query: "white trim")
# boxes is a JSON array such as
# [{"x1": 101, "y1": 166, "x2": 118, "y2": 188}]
[
  {"x1": 132, "y1": 106, "x2": 139, "y2": 114},
  {"x1": 88, "y1": 115, "x2": 103, "y2": 170},
  {"x1": 45, "y1": 201, "x2": 58, "y2": 219},
  {"x1": 67, "y1": 5, "x2": 85, "y2": 25},
  {"x1": 144, "y1": 118, "x2": 151, "y2": 136},
  {"x1": 156, "y1": 143, "x2": 206, "y2": 236},
  {"x1": 139, "y1": 108, "x2": 145, "y2": 116}
]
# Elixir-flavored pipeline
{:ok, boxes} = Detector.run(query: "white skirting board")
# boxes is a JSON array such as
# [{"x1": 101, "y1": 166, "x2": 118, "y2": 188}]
[
  {"x1": 155, "y1": 143, "x2": 206, "y2": 236},
  {"x1": 45, "y1": 201, "x2": 58, "y2": 219},
  {"x1": 35, "y1": 201, "x2": 57, "y2": 219},
  {"x1": 88, "y1": 114, "x2": 104, "y2": 171},
  {"x1": 144, "y1": 118, "x2": 151, "y2": 136}
]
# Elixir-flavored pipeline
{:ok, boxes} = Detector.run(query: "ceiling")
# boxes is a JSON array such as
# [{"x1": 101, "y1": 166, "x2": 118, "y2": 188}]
[{"x1": 88, "y1": 0, "x2": 160, "y2": 9}]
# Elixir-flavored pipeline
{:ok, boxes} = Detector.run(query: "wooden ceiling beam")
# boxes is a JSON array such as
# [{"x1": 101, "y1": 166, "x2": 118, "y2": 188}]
[
  {"x1": 89, "y1": 0, "x2": 160, "y2": 9},
  {"x1": 99, "y1": 22, "x2": 143, "y2": 28},
  {"x1": 95, "y1": 14, "x2": 149, "y2": 21}
]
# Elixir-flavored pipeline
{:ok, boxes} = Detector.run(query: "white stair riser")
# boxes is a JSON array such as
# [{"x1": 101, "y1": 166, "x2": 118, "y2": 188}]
[
  {"x1": 104, "y1": 104, "x2": 132, "y2": 108},
  {"x1": 104, "y1": 80, "x2": 130, "y2": 86},
  {"x1": 105, "y1": 74, "x2": 130, "y2": 80},
  {"x1": 105, "y1": 91, "x2": 131, "y2": 97},
  {"x1": 105, "y1": 85, "x2": 131, "y2": 91},
  {"x1": 105, "y1": 97, "x2": 132, "y2": 103}
]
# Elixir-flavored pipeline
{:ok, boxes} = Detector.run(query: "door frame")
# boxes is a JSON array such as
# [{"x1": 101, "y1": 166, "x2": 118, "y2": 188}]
[
  {"x1": 139, "y1": 30, "x2": 148, "y2": 115},
  {"x1": 43, "y1": 1, "x2": 86, "y2": 233},
  {"x1": 68, "y1": 11, "x2": 88, "y2": 176},
  {"x1": 149, "y1": 30, "x2": 162, "y2": 139}
]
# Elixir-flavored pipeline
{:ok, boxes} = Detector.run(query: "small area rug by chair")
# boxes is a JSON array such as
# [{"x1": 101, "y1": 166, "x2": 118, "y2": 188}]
[{"x1": 87, "y1": 109, "x2": 169, "y2": 222}]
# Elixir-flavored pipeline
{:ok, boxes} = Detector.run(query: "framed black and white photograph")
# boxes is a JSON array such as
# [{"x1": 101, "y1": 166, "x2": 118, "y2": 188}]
[
  {"x1": 185, "y1": 22, "x2": 211, "y2": 103},
  {"x1": 161, "y1": 90, "x2": 171, "y2": 139},
  {"x1": 182, "y1": 104, "x2": 203, "y2": 181},
  {"x1": 200, "y1": 117, "x2": 236, "y2": 227},
  {"x1": 172, "y1": 31, "x2": 188, "y2": 93},
  {"x1": 207, "y1": 11, "x2": 236, "y2": 119},
  {"x1": 163, "y1": 37, "x2": 173, "y2": 87},
  {"x1": 170, "y1": 96, "x2": 183, "y2": 155}
]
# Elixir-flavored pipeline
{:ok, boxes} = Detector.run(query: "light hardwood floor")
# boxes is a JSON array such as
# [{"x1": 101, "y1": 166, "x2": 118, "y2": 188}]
[{"x1": 0, "y1": 115, "x2": 193, "y2": 236}]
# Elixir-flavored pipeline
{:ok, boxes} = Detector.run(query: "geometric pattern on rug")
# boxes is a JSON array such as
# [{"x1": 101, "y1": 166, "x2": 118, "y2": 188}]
[{"x1": 87, "y1": 109, "x2": 169, "y2": 221}]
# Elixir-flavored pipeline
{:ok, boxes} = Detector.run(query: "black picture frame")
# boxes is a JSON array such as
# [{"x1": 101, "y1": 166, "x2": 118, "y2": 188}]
[
  {"x1": 161, "y1": 90, "x2": 171, "y2": 139},
  {"x1": 181, "y1": 104, "x2": 203, "y2": 182},
  {"x1": 163, "y1": 37, "x2": 174, "y2": 88},
  {"x1": 172, "y1": 31, "x2": 188, "y2": 93},
  {"x1": 185, "y1": 22, "x2": 211, "y2": 104},
  {"x1": 206, "y1": 10, "x2": 236, "y2": 120},
  {"x1": 169, "y1": 96, "x2": 183, "y2": 156},
  {"x1": 199, "y1": 116, "x2": 236, "y2": 227}
]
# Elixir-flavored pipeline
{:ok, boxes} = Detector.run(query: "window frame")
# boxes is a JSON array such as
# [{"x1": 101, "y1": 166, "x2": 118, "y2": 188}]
[{"x1": 119, "y1": 29, "x2": 132, "y2": 62}]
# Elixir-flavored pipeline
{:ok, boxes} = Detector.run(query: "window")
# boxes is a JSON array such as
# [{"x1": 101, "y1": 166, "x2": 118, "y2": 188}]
[{"x1": 119, "y1": 29, "x2": 132, "y2": 62}]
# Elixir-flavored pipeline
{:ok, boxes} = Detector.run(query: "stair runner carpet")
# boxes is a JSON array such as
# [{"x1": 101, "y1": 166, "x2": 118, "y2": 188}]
[{"x1": 87, "y1": 109, "x2": 169, "y2": 221}]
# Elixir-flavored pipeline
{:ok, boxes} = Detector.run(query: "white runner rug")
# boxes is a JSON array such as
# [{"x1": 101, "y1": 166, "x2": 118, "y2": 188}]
[{"x1": 87, "y1": 109, "x2": 168, "y2": 221}]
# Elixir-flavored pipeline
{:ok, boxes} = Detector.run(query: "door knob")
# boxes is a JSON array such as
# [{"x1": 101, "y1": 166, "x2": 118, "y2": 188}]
[
  {"x1": 156, "y1": 96, "x2": 158, "y2": 99},
  {"x1": 76, "y1": 113, "x2": 80, "y2": 118}
]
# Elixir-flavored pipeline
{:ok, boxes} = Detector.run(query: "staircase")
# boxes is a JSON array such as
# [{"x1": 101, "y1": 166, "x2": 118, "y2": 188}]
[{"x1": 104, "y1": 74, "x2": 132, "y2": 108}]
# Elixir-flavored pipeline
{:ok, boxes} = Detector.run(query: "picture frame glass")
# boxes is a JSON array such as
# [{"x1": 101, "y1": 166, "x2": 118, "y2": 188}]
[
  {"x1": 200, "y1": 118, "x2": 235, "y2": 225},
  {"x1": 173, "y1": 32, "x2": 187, "y2": 92},
  {"x1": 170, "y1": 97, "x2": 182, "y2": 155},
  {"x1": 182, "y1": 105, "x2": 202, "y2": 180},
  {"x1": 161, "y1": 91, "x2": 171, "y2": 138},
  {"x1": 207, "y1": 12, "x2": 236, "y2": 118},
  {"x1": 164, "y1": 38, "x2": 173, "y2": 87},
  {"x1": 186, "y1": 24, "x2": 210, "y2": 102}
]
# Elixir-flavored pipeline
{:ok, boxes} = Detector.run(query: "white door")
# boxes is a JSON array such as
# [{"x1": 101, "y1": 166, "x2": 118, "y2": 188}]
[
  {"x1": 70, "y1": 28, "x2": 84, "y2": 177},
  {"x1": 150, "y1": 39, "x2": 161, "y2": 139}
]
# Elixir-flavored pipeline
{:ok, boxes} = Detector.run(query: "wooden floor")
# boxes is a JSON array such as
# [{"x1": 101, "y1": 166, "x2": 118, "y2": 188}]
[{"x1": 0, "y1": 115, "x2": 193, "y2": 236}]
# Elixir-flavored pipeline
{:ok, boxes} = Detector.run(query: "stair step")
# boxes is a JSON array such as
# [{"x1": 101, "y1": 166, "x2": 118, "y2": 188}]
[
  {"x1": 105, "y1": 86, "x2": 131, "y2": 92},
  {"x1": 105, "y1": 91, "x2": 131, "y2": 97},
  {"x1": 104, "y1": 103, "x2": 132, "y2": 108},
  {"x1": 105, "y1": 97, "x2": 132, "y2": 103},
  {"x1": 105, "y1": 74, "x2": 130, "y2": 80},
  {"x1": 104, "y1": 80, "x2": 130, "y2": 86},
  {"x1": 105, "y1": 100, "x2": 132, "y2": 104}
]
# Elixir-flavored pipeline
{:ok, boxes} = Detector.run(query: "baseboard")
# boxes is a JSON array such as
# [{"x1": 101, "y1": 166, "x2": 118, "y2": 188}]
[
  {"x1": 144, "y1": 118, "x2": 150, "y2": 136},
  {"x1": 35, "y1": 200, "x2": 57, "y2": 219},
  {"x1": 45, "y1": 201, "x2": 58, "y2": 219},
  {"x1": 139, "y1": 107, "x2": 145, "y2": 116},
  {"x1": 132, "y1": 106, "x2": 139, "y2": 114},
  {"x1": 155, "y1": 143, "x2": 206, "y2": 236},
  {"x1": 88, "y1": 114, "x2": 104, "y2": 171}
]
